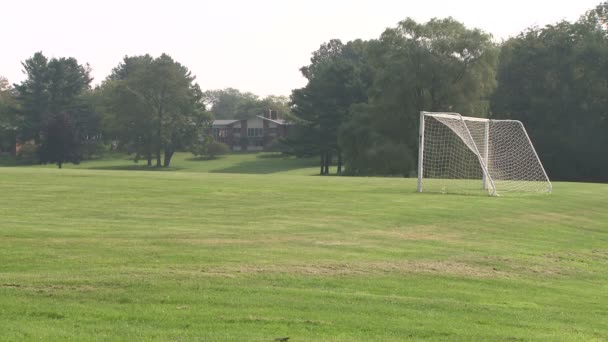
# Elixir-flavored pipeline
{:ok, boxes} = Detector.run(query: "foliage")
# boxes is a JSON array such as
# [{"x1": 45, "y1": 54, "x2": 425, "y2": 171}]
[
  {"x1": 100, "y1": 54, "x2": 211, "y2": 167},
  {"x1": 289, "y1": 39, "x2": 372, "y2": 174},
  {"x1": 38, "y1": 112, "x2": 82, "y2": 168},
  {"x1": 10, "y1": 53, "x2": 101, "y2": 168},
  {"x1": 0, "y1": 76, "x2": 20, "y2": 153},
  {"x1": 492, "y1": 4, "x2": 608, "y2": 181},
  {"x1": 14, "y1": 52, "x2": 95, "y2": 143},
  {"x1": 289, "y1": 18, "x2": 497, "y2": 176},
  {"x1": 206, "y1": 141, "x2": 230, "y2": 159},
  {"x1": 204, "y1": 88, "x2": 291, "y2": 120},
  {"x1": 345, "y1": 18, "x2": 496, "y2": 175},
  {"x1": 263, "y1": 137, "x2": 286, "y2": 153},
  {"x1": 15, "y1": 143, "x2": 38, "y2": 163},
  {"x1": 191, "y1": 139, "x2": 229, "y2": 160},
  {"x1": 204, "y1": 88, "x2": 257, "y2": 119}
]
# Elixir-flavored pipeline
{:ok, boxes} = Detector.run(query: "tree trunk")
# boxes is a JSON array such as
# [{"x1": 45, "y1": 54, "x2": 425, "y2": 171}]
[
  {"x1": 323, "y1": 152, "x2": 330, "y2": 175},
  {"x1": 57, "y1": 162, "x2": 63, "y2": 169},
  {"x1": 320, "y1": 153, "x2": 325, "y2": 175},
  {"x1": 156, "y1": 106, "x2": 163, "y2": 168},
  {"x1": 146, "y1": 143, "x2": 153, "y2": 167},
  {"x1": 163, "y1": 148, "x2": 174, "y2": 167},
  {"x1": 337, "y1": 152, "x2": 342, "y2": 175}
]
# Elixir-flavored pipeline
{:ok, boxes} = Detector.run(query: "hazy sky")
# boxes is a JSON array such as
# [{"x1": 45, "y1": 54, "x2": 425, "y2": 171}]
[{"x1": 1, "y1": 0, "x2": 601, "y2": 96}]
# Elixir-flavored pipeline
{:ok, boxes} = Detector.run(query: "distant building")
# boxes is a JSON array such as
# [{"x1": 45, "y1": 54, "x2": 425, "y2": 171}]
[{"x1": 211, "y1": 110, "x2": 291, "y2": 151}]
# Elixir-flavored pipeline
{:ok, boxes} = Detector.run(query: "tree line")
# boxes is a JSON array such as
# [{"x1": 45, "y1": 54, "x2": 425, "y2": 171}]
[
  {"x1": 1, "y1": 2, "x2": 607, "y2": 181},
  {"x1": 286, "y1": 2, "x2": 608, "y2": 181},
  {"x1": 0, "y1": 55, "x2": 289, "y2": 168}
]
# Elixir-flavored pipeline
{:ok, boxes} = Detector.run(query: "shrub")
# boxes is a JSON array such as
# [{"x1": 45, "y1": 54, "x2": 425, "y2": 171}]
[
  {"x1": 82, "y1": 140, "x2": 106, "y2": 160},
  {"x1": 16, "y1": 143, "x2": 38, "y2": 164},
  {"x1": 206, "y1": 142, "x2": 230, "y2": 159},
  {"x1": 342, "y1": 141, "x2": 415, "y2": 177},
  {"x1": 264, "y1": 138, "x2": 286, "y2": 152}
]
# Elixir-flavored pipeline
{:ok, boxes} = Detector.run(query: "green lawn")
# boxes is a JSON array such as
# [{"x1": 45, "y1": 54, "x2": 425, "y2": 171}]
[
  {"x1": 1, "y1": 154, "x2": 607, "y2": 341},
  {"x1": 25, "y1": 152, "x2": 321, "y2": 176}
]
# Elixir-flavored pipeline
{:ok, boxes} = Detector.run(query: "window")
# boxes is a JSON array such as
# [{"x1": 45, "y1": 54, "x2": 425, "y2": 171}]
[{"x1": 247, "y1": 128, "x2": 263, "y2": 137}]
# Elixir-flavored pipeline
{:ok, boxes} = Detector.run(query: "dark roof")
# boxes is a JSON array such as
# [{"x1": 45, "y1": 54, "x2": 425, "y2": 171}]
[{"x1": 212, "y1": 119, "x2": 239, "y2": 126}]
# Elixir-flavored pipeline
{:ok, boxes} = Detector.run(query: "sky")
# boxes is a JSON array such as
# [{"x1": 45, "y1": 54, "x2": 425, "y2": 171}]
[{"x1": 1, "y1": 0, "x2": 602, "y2": 96}]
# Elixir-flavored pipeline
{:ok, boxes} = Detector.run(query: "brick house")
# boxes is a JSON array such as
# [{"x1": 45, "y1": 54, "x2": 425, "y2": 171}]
[{"x1": 211, "y1": 111, "x2": 290, "y2": 151}]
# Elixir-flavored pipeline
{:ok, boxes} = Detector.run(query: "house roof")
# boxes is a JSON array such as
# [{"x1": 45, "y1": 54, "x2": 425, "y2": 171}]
[
  {"x1": 212, "y1": 119, "x2": 239, "y2": 126},
  {"x1": 256, "y1": 115, "x2": 290, "y2": 125}
]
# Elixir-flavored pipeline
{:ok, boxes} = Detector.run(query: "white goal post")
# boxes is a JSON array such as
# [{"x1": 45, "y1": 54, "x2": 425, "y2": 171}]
[{"x1": 417, "y1": 111, "x2": 552, "y2": 196}]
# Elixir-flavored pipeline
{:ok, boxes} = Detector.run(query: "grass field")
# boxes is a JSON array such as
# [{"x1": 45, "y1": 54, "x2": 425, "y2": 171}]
[
  {"x1": 17, "y1": 152, "x2": 322, "y2": 176},
  {"x1": 1, "y1": 153, "x2": 607, "y2": 341}
]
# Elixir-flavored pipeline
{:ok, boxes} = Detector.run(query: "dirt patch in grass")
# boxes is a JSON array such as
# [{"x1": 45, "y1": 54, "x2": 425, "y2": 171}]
[
  {"x1": 360, "y1": 226, "x2": 462, "y2": 243},
  {"x1": 1, "y1": 283, "x2": 99, "y2": 293},
  {"x1": 196, "y1": 255, "x2": 591, "y2": 278},
  {"x1": 481, "y1": 254, "x2": 592, "y2": 277},
  {"x1": 165, "y1": 235, "x2": 363, "y2": 249},
  {"x1": 203, "y1": 260, "x2": 507, "y2": 278},
  {"x1": 219, "y1": 315, "x2": 332, "y2": 326},
  {"x1": 171, "y1": 238, "x2": 259, "y2": 245}
]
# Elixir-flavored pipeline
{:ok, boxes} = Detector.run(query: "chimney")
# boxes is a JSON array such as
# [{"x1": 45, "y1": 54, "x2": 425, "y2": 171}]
[
  {"x1": 271, "y1": 110, "x2": 278, "y2": 120},
  {"x1": 266, "y1": 109, "x2": 272, "y2": 119}
]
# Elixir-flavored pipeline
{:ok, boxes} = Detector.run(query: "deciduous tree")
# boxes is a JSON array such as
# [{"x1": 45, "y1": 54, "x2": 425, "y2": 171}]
[
  {"x1": 102, "y1": 54, "x2": 211, "y2": 167},
  {"x1": 492, "y1": 3, "x2": 608, "y2": 181}
]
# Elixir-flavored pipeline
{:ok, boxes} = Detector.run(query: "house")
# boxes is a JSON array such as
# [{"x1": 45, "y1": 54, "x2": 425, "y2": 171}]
[{"x1": 212, "y1": 110, "x2": 290, "y2": 151}]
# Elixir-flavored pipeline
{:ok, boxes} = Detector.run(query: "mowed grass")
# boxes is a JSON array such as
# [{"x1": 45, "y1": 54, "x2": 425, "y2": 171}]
[
  {"x1": 27, "y1": 152, "x2": 321, "y2": 176},
  {"x1": 1, "y1": 155, "x2": 607, "y2": 341}
]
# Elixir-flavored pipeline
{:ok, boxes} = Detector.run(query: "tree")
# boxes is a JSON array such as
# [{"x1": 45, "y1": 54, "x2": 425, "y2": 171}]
[
  {"x1": 203, "y1": 88, "x2": 258, "y2": 119},
  {"x1": 492, "y1": 3, "x2": 608, "y2": 181},
  {"x1": 0, "y1": 76, "x2": 20, "y2": 154},
  {"x1": 102, "y1": 54, "x2": 211, "y2": 167},
  {"x1": 101, "y1": 56, "x2": 156, "y2": 165},
  {"x1": 38, "y1": 112, "x2": 81, "y2": 168},
  {"x1": 14, "y1": 52, "x2": 93, "y2": 143},
  {"x1": 289, "y1": 39, "x2": 372, "y2": 174},
  {"x1": 204, "y1": 88, "x2": 291, "y2": 120},
  {"x1": 12, "y1": 53, "x2": 99, "y2": 167},
  {"x1": 338, "y1": 17, "x2": 497, "y2": 175}
]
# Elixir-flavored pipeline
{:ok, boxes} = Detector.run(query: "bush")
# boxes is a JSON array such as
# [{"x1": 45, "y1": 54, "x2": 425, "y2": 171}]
[
  {"x1": 82, "y1": 140, "x2": 106, "y2": 160},
  {"x1": 207, "y1": 142, "x2": 230, "y2": 158},
  {"x1": 342, "y1": 140, "x2": 415, "y2": 177},
  {"x1": 16, "y1": 143, "x2": 38, "y2": 164},
  {"x1": 264, "y1": 138, "x2": 286, "y2": 152}
]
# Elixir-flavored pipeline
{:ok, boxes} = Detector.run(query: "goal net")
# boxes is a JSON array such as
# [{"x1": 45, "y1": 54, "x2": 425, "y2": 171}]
[{"x1": 417, "y1": 112, "x2": 552, "y2": 196}]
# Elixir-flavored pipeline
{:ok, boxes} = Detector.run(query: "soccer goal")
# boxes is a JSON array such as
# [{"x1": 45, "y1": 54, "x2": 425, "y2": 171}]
[{"x1": 417, "y1": 111, "x2": 551, "y2": 196}]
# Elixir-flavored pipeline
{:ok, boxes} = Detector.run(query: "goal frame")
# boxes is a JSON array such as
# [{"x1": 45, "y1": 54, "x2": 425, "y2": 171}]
[{"x1": 417, "y1": 111, "x2": 552, "y2": 196}]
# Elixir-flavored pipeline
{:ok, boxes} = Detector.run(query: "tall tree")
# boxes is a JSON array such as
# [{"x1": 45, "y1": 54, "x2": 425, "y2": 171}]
[
  {"x1": 203, "y1": 88, "x2": 291, "y2": 120},
  {"x1": 492, "y1": 3, "x2": 608, "y2": 181},
  {"x1": 339, "y1": 17, "x2": 497, "y2": 175},
  {"x1": 12, "y1": 52, "x2": 98, "y2": 167},
  {"x1": 38, "y1": 112, "x2": 81, "y2": 168},
  {"x1": 203, "y1": 88, "x2": 258, "y2": 119},
  {"x1": 102, "y1": 54, "x2": 211, "y2": 167},
  {"x1": 0, "y1": 76, "x2": 20, "y2": 154},
  {"x1": 289, "y1": 39, "x2": 372, "y2": 174},
  {"x1": 14, "y1": 52, "x2": 93, "y2": 143}
]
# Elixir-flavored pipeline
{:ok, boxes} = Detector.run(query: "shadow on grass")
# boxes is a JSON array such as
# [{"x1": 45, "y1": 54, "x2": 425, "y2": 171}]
[
  {"x1": 86, "y1": 165, "x2": 183, "y2": 172},
  {"x1": 210, "y1": 155, "x2": 316, "y2": 174},
  {"x1": 185, "y1": 156, "x2": 221, "y2": 162},
  {"x1": 255, "y1": 152, "x2": 285, "y2": 159}
]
